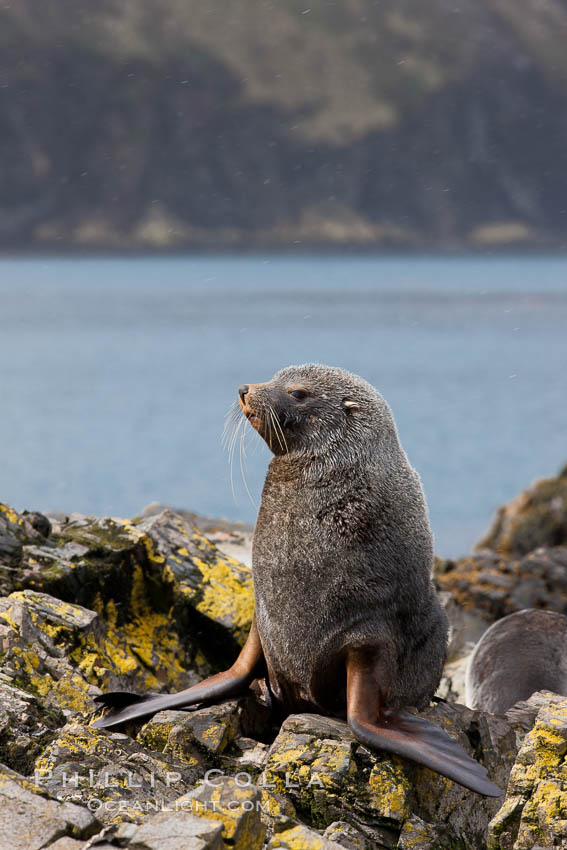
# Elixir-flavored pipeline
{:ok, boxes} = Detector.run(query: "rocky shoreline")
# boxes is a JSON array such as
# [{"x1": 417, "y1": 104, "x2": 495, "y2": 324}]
[{"x1": 0, "y1": 464, "x2": 566, "y2": 849}]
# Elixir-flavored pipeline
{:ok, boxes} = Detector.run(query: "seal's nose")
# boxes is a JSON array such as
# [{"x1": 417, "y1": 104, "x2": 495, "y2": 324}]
[{"x1": 238, "y1": 384, "x2": 249, "y2": 403}]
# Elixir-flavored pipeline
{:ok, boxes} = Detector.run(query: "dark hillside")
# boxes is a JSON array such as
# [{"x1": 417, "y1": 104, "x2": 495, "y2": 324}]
[{"x1": 2, "y1": 0, "x2": 567, "y2": 250}]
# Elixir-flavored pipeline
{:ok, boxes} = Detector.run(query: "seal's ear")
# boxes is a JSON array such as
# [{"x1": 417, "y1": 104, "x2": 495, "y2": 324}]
[{"x1": 343, "y1": 399, "x2": 360, "y2": 413}]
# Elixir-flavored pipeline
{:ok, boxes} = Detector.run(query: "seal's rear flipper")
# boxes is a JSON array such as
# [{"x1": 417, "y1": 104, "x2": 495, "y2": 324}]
[
  {"x1": 349, "y1": 711, "x2": 502, "y2": 797},
  {"x1": 345, "y1": 647, "x2": 502, "y2": 797},
  {"x1": 92, "y1": 617, "x2": 265, "y2": 730}
]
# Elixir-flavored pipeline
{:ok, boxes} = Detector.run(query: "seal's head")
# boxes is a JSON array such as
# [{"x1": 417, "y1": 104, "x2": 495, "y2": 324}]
[{"x1": 238, "y1": 363, "x2": 394, "y2": 459}]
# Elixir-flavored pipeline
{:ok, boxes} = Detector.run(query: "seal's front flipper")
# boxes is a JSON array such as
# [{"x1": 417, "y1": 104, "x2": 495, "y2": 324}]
[
  {"x1": 92, "y1": 670, "x2": 254, "y2": 728},
  {"x1": 92, "y1": 618, "x2": 265, "y2": 729},
  {"x1": 346, "y1": 649, "x2": 502, "y2": 797}
]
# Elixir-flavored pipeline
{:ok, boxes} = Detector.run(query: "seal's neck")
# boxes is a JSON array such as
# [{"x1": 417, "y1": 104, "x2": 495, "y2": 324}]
[{"x1": 267, "y1": 428, "x2": 401, "y2": 486}]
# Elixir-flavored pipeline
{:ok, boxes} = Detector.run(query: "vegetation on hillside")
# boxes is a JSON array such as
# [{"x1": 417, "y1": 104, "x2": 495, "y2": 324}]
[{"x1": 2, "y1": 0, "x2": 567, "y2": 250}]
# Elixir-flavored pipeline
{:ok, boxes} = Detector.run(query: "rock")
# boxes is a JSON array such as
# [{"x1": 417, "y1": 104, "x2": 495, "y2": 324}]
[
  {"x1": 136, "y1": 710, "x2": 196, "y2": 753},
  {"x1": 136, "y1": 509, "x2": 254, "y2": 649},
  {"x1": 0, "y1": 590, "x2": 105, "y2": 714},
  {"x1": 438, "y1": 589, "x2": 468, "y2": 661},
  {"x1": 140, "y1": 503, "x2": 254, "y2": 568},
  {"x1": 262, "y1": 707, "x2": 509, "y2": 849},
  {"x1": 268, "y1": 822, "x2": 345, "y2": 848},
  {"x1": 112, "y1": 809, "x2": 224, "y2": 849},
  {"x1": 437, "y1": 654, "x2": 470, "y2": 705},
  {"x1": 0, "y1": 587, "x2": 191, "y2": 716},
  {"x1": 45, "y1": 838, "x2": 85, "y2": 850},
  {"x1": 0, "y1": 676, "x2": 64, "y2": 773},
  {"x1": 231, "y1": 737, "x2": 269, "y2": 771},
  {"x1": 0, "y1": 761, "x2": 99, "y2": 850},
  {"x1": 436, "y1": 546, "x2": 567, "y2": 625},
  {"x1": 488, "y1": 694, "x2": 567, "y2": 850},
  {"x1": 477, "y1": 464, "x2": 567, "y2": 556},
  {"x1": 176, "y1": 775, "x2": 266, "y2": 850},
  {"x1": 409, "y1": 703, "x2": 514, "y2": 849},
  {"x1": 397, "y1": 814, "x2": 463, "y2": 849},
  {"x1": 136, "y1": 697, "x2": 272, "y2": 771},
  {"x1": 10, "y1": 506, "x2": 254, "y2": 674},
  {"x1": 323, "y1": 819, "x2": 372, "y2": 848},
  {"x1": 33, "y1": 722, "x2": 205, "y2": 824},
  {"x1": 0, "y1": 503, "x2": 52, "y2": 596},
  {"x1": 164, "y1": 700, "x2": 243, "y2": 759}
]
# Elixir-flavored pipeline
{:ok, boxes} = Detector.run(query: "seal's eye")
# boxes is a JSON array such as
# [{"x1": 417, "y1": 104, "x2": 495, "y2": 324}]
[{"x1": 289, "y1": 389, "x2": 308, "y2": 400}]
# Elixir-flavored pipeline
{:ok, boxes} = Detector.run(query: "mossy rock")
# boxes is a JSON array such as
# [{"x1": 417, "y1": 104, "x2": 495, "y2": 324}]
[{"x1": 477, "y1": 463, "x2": 567, "y2": 557}]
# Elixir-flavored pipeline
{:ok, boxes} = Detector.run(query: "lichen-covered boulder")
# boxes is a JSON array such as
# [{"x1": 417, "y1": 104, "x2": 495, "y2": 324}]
[
  {"x1": 410, "y1": 703, "x2": 516, "y2": 849},
  {"x1": 177, "y1": 775, "x2": 267, "y2": 850},
  {"x1": 110, "y1": 808, "x2": 225, "y2": 849},
  {"x1": 0, "y1": 590, "x2": 107, "y2": 714},
  {"x1": 136, "y1": 510, "x2": 254, "y2": 648},
  {"x1": 0, "y1": 761, "x2": 100, "y2": 850},
  {"x1": 262, "y1": 707, "x2": 513, "y2": 850},
  {"x1": 488, "y1": 693, "x2": 567, "y2": 850},
  {"x1": 0, "y1": 503, "x2": 52, "y2": 596},
  {"x1": 0, "y1": 587, "x2": 195, "y2": 715},
  {"x1": 0, "y1": 676, "x2": 64, "y2": 773},
  {"x1": 477, "y1": 463, "x2": 567, "y2": 556},
  {"x1": 136, "y1": 696, "x2": 272, "y2": 762},
  {"x1": 33, "y1": 722, "x2": 206, "y2": 825},
  {"x1": 268, "y1": 822, "x2": 345, "y2": 848},
  {"x1": 8, "y1": 506, "x2": 253, "y2": 675},
  {"x1": 435, "y1": 546, "x2": 567, "y2": 625}
]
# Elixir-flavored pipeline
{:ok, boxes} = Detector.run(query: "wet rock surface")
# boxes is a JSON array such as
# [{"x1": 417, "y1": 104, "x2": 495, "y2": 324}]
[{"x1": 0, "y1": 487, "x2": 566, "y2": 848}]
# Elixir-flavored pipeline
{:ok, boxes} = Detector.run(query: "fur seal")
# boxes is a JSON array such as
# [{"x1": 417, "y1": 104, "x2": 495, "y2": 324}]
[
  {"x1": 93, "y1": 364, "x2": 501, "y2": 797},
  {"x1": 466, "y1": 608, "x2": 567, "y2": 714}
]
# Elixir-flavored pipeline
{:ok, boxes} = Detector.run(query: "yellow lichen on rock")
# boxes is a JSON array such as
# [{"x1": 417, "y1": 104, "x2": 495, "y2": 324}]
[
  {"x1": 268, "y1": 823, "x2": 342, "y2": 848},
  {"x1": 488, "y1": 695, "x2": 567, "y2": 849},
  {"x1": 0, "y1": 503, "x2": 22, "y2": 526},
  {"x1": 185, "y1": 554, "x2": 254, "y2": 646},
  {"x1": 181, "y1": 775, "x2": 266, "y2": 850},
  {"x1": 367, "y1": 758, "x2": 412, "y2": 821}
]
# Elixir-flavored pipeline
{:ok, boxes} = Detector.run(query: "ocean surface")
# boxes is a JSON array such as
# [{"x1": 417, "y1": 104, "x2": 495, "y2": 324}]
[{"x1": 0, "y1": 254, "x2": 566, "y2": 557}]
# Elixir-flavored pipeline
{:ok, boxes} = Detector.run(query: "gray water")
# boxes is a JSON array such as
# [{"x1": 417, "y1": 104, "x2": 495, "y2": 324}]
[{"x1": 0, "y1": 254, "x2": 566, "y2": 557}]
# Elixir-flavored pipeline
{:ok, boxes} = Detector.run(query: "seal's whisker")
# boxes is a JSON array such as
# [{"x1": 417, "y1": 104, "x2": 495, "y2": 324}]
[
  {"x1": 266, "y1": 405, "x2": 275, "y2": 453},
  {"x1": 269, "y1": 406, "x2": 280, "y2": 454},
  {"x1": 239, "y1": 416, "x2": 257, "y2": 509},
  {"x1": 269, "y1": 402, "x2": 285, "y2": 453},
  {"x1": 269, "y1": 402, "x2": 288, "y2": 454},
  {"x1": 222, "y1": 401, "x2": 242, "y2": 450},
  {"x1": 226, "y1": 406, "x2": 245, "y2": 503}
]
